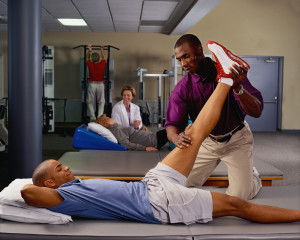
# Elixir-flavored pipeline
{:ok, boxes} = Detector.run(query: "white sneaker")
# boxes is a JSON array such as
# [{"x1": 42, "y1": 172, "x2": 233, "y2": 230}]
[{"x1": 206, "y1": 40, "x2": 250, "y2": 86}]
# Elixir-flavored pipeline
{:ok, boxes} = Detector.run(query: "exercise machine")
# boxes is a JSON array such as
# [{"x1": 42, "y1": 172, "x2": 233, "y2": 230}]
[
  {"x1": 136, "y1": 56, "x2": 185, "y2": 127},
  {"x1": 136, "y1": 68, "x2": 172, "y2": 128},
  {"x1": 73, "y1": 45, "x2": 120, "y2": 122},
  {"x1": 42, "y1": 45, "x2": 55, "y2": 133}
]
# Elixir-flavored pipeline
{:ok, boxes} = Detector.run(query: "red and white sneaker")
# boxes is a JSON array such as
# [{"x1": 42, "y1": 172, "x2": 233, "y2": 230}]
[{"x1": 206, "y1": 40, "x2": 250, "y2": 86}]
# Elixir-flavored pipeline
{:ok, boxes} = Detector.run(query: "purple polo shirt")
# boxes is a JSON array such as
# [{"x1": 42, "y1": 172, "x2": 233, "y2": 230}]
[{"x1": 165, "y1": 59, "x2": 263, "y2": 136}]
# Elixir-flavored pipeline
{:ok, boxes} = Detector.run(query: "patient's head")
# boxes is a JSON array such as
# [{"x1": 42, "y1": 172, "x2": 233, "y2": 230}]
[
  {"x1": 32, "y1": 159, "x2": 75, "y2": 189},
  {"x1": 96, "y1": 114, "x2": 116, "y2": 128}
]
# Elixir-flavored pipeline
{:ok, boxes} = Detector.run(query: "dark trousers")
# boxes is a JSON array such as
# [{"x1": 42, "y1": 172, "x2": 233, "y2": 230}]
[{"x1": 156, "y1": 129, "x2": 168, "y2": 149}]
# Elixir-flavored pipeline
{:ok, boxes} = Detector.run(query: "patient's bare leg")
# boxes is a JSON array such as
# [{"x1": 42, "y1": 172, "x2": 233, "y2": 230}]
[
  {"x1": 161, "y1": 83, "x2": 231, "y2": 177},
  {"x1": 211, "y1": 192, "x2": 300, "y2": 223}
]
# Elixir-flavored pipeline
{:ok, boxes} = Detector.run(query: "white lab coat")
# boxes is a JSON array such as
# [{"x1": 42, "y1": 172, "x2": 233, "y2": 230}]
[{"x1": 111, "y1": 100, "x2": 143, "y2": 129}]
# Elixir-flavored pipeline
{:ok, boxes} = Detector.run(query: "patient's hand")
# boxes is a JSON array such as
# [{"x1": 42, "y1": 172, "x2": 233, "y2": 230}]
[{"x1": 146, "y1": 147, "x2": 158, "y2": 151}]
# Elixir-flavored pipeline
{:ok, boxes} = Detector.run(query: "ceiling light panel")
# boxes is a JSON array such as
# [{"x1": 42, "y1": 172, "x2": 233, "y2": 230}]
[
  {"x1": 109, "y1": 0, "x2": 143, "y2": 31},
  {"x1": 42, "y1": 0, "x2": 81, "y2": 18},
  {"x1": 141, "y1": 0, "x2": 178, "y2": 21},
  {"x1": 57, "y1": 18, "x2": 87, "y2": 26},
  {"x1": 73, "y1": 0, "x2": 114, "y2": 32}
]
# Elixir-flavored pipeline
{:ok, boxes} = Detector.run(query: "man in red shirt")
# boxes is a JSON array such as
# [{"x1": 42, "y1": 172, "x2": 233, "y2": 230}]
[{"x1": 86, "y1": 44, "x2": 107, "y2": 121}]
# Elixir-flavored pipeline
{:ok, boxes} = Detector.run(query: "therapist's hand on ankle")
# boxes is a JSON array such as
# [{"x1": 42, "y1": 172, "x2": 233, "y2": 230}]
[{"x1": 174, "y1": 131, "x2": 192, "y2": 149}]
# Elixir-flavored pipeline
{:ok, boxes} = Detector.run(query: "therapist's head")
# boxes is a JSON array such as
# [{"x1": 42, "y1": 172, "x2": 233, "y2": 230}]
[
  {"x1": 174, "y1": 34, "x2": 205, "y2": 75},
  {"x1": 32, "y1": 159, "x2": 75, "y2": 188}
]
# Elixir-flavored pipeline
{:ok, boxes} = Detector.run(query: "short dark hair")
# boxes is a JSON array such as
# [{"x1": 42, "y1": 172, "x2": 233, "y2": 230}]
[
  {"x1": 32, "y1": 160, "x2": 52, "y2": 187},
  {"x1": 174, "y1": 34, "x2": 202, "y2": 49}
]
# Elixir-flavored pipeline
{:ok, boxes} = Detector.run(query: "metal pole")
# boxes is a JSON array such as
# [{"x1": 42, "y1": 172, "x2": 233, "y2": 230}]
[
  {"x1": 105, "y1": 46, "x2": 111, "y2": 116},
  {"x1": 8, "y1": 0, "x2": 42, "y2": 179},
  {"x1": 83, "y1": 45, "x2": 87, "y2": 123},
  {"x1": 158, "y1": 76, "x2": 162, "y2": 128}
]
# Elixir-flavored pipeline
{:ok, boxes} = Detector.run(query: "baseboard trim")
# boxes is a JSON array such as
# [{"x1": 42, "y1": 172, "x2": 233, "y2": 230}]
[{"x1": 281, "y1": 129, "x2": 300, "y2": 133}]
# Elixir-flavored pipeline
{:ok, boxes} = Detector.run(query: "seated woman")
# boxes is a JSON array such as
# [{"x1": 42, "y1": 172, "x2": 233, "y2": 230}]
[{"x1": 112, "y1": 85, "x2": 146, "y2": 130}]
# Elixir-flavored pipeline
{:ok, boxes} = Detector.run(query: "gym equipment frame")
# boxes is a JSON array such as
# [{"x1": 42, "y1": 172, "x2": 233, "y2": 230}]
[{"x1": 73, "y1": 45, "x2": 120, "y2": 122}]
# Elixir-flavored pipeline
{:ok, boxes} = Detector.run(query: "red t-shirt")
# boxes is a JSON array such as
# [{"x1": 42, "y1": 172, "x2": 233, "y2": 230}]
[{"x1": 86, "y1": 59, "x2": 106, "y2": 82}]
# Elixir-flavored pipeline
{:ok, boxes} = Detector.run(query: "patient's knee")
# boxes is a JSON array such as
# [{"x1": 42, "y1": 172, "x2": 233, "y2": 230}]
[{"x1": 227, "y1": 195, "x2": 250, "y2": 212}]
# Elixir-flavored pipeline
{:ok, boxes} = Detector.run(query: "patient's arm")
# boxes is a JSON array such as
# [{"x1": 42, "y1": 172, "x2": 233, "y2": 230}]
[{"x1": 21, "y1": 184, "x2": 63, "y2": 208}]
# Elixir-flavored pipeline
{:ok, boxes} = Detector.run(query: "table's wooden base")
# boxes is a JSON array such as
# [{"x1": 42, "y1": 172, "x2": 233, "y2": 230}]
[{"x1": 202, "y1": 176, "x2": 283, "y2": 187}]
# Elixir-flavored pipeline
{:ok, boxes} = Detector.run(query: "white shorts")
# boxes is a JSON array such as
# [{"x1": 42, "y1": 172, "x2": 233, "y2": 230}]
[{"x1": 143, "y1": 162, "x2": 213, "y2": 225}]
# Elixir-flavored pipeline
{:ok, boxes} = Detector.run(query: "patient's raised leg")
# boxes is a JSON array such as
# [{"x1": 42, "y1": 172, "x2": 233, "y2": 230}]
[{"x1": 161, "y1": 82, "x2": 231, "y2": 177}]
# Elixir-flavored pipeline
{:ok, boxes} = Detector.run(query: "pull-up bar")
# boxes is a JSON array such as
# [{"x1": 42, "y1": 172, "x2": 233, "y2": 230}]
[
  {"x1": 73, "y1": 44, "x2": 120, "y2": 122},
  {"x1": 72, "y1": 45, "x2": 120, "y2": 51}
]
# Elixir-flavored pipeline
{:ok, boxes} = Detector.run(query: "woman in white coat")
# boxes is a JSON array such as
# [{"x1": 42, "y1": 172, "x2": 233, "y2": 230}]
[{"x1": 112, "y1": 86, "x2": 143, "y2": 129}]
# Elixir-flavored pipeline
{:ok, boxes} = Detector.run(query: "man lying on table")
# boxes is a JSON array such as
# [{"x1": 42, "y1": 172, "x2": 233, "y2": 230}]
[{"x1": 21, "y1": 62, "x2": 300, "y2": 225}]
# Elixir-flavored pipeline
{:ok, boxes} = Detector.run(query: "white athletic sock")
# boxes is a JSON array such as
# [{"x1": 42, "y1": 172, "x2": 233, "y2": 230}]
[{"x1": 219, "y1": 77, "x2": 233, "y2": 86}]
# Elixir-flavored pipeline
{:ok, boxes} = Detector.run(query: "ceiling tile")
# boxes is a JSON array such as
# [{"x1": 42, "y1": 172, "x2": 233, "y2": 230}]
[
  {"x1": 73, "y1": 0, "x2": 108, "y2": 16},
  {"x1": 115, "y1": 22, "x2": 140, "y2": 32},
  {"x1": 0, "y1": 0, "x2": 220, "y2": 35},
  {"x1": 109, "y1": 0, "x2": 143, "y2": 22},
  {"x1": 139, "y1": 25, "x2": 164, "y2": 33},
  {"x1": 73, "y1": 0, "x2": 114, "y2": 32},
  {"x1": 141, "y1": 0, "x2": 178, "y2": 21},
  {"x1": 43, "y1": 0, "x2": 81, "y2": 18}
]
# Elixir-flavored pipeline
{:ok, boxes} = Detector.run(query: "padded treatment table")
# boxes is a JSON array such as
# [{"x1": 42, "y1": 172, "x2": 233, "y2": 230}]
[
  {"x1": 58, "y1": 150, "x2": 283, "y2": 186},
  {"x1": 0, "y1": 186, "x2": 299, "y2": 240}
]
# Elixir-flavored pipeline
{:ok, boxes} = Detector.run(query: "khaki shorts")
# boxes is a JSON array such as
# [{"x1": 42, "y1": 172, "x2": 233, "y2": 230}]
[{"x1": 143, "y1": 162, "x2": 213, "y2": 225}]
